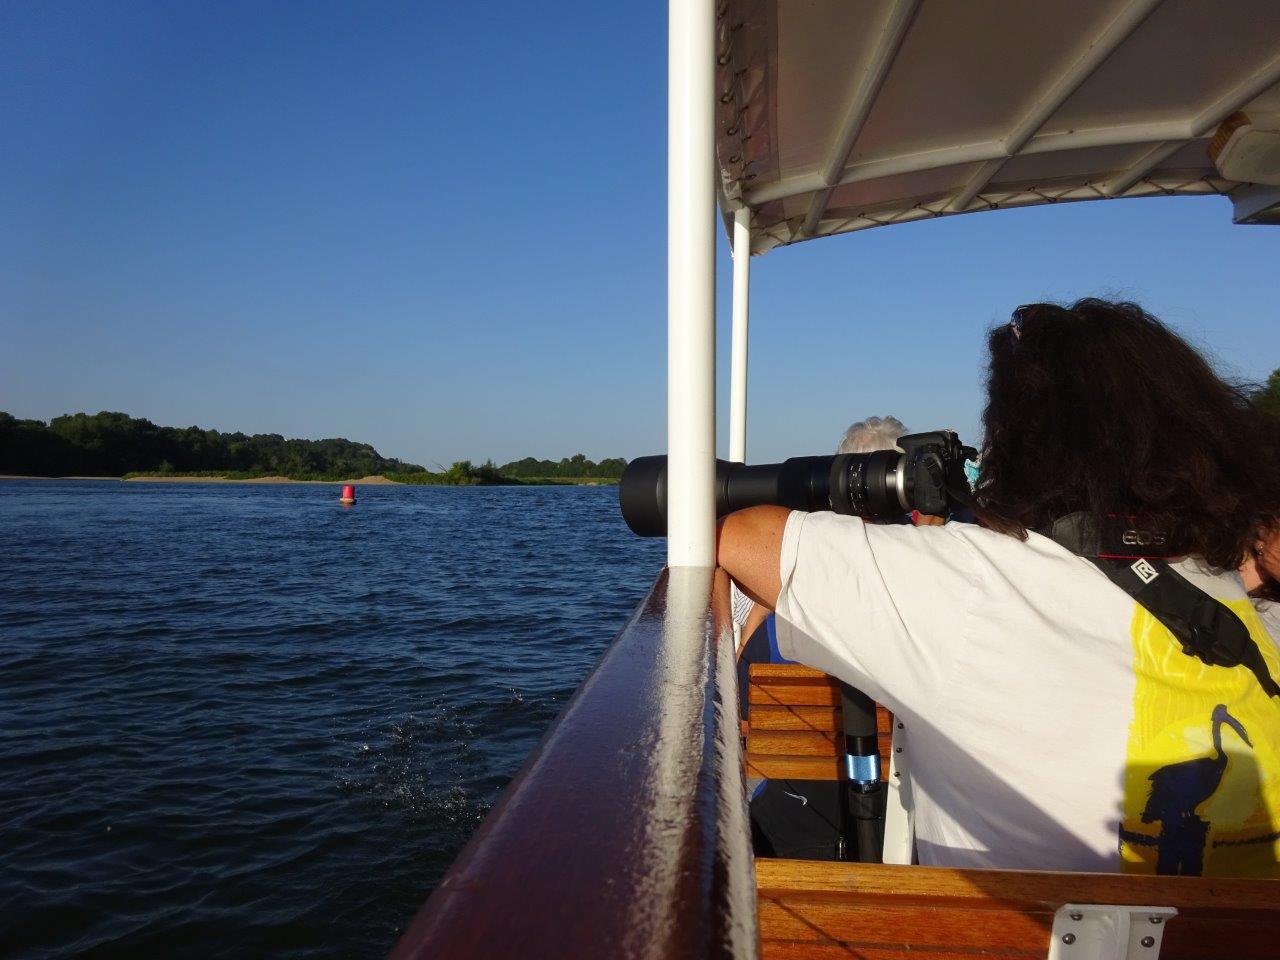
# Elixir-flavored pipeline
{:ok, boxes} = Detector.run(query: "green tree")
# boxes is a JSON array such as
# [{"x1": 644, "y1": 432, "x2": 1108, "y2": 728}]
[
  {"x1": 1256, "y1": 368, "x2": 1280, "y2": 418},
  {"x1": 496, "y1": 453, "x2": 627, "y2": 479},
  {"x1": 0, "y1": 411, "x2": 427, "y2": 478}
]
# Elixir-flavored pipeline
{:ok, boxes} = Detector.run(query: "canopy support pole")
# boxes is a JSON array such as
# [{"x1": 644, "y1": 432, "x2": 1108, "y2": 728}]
[
  {"x1": 729, "y1": 208, "x2": 751, "y2": 464},
  {"x1": 667, "y1": 0, "x2": 717, "y2": 568}
]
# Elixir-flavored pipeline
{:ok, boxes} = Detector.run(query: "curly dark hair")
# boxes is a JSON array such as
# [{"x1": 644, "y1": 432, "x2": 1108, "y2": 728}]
[{"x1": 974, "y1": 298, "x2": 1280, "y2": 570}]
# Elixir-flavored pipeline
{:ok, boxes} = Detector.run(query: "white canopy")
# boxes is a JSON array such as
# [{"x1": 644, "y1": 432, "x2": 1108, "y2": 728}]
[{"x1": 716, "y1": 0, "x2": 1280, "y2": 254}]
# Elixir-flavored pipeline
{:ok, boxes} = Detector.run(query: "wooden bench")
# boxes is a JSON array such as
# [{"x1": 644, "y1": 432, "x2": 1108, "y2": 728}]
[
  {"x1": 746, "y1": 663, "x2": 893, "y2": 782},
  {"x1": 756, "y1": 857, "x2": 1280, "y2": 960}
]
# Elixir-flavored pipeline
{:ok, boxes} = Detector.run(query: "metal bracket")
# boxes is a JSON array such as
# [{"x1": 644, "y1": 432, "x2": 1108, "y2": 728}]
[
  {"x1": 881, "y1": 721, "x2": 913, "y2": 865},
  {"x1": 1047, "y1": 904, "x2": 1177, "y2": 960}
]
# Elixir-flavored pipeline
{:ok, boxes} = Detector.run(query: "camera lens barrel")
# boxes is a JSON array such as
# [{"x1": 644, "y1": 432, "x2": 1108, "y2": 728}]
[
  {"x1": 619, "y1": 450, "x2": 913, "y2": 537},
  {"x1": 619, "y1": 431, "x2": 971, "y2": 537},
  {"x1": 830, "y1": 450, "x2": 910, "y2": 519},
  {"x1": 617, "y1": 455, "x2": 670, "y2": 538}
]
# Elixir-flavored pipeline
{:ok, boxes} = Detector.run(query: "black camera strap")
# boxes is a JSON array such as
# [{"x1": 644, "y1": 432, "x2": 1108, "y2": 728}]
[
  {"x1": 1087, "y1": 556, "x2": 1278, "y2": 698},
  {"x1": 1047, "y1": 514, "x2": 1279, "y2": 699}
]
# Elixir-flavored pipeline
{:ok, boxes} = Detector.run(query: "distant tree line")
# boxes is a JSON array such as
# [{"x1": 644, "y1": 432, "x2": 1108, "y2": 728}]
[
  {"x1": 0, "y1": 411, "x2": 631, "y2": 482},
  {"x1": 7, "y1": 383, "x2": 1277, "y2": 482},
  {"x1": 396, "y1": 460, "x2": 512, "y2": 485},
  {"x1": 0, "y1": 411, "x2": 424, "y2": 478},
  {"x1": 497, "y1": 454, "x2": 627, "y2": 479}
]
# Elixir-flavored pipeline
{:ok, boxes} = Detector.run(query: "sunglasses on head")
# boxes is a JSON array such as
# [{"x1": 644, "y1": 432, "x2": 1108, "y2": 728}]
[{"x1": 1008, "y1": 303, "x2": 1074, "y2": 344}]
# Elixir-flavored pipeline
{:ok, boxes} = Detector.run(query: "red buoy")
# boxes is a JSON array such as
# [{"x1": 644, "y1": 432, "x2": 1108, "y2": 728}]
[{"x1": 340, "y1": 484, "x2": 357, "y2": 505}]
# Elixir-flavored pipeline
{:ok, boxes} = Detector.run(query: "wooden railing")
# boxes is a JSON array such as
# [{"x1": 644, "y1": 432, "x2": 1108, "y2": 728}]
[{"x1": 389, "y1": 568, "x2": 759, "y2": 960}]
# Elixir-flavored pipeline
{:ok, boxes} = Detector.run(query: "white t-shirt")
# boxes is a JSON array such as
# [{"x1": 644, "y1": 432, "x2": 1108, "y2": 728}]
[{"x1": 773, "y1": 510, "x2": 1280, "y2": 876}]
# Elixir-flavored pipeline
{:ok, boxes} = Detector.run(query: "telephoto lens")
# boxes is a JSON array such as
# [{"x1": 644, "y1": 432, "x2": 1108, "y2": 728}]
[{"x1": 618, "y1": 431, "x2": 974, "y2": 537}]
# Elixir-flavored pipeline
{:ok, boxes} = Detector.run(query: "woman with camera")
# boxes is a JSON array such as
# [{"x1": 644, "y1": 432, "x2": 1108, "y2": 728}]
[{"x1": 719, "y1": 299, "x2": 1280, "y2": 878}]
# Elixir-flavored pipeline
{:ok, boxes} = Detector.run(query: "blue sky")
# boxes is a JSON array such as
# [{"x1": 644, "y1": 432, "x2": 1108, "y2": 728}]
[{"x1": 3, "y1": 2, "x2": 1277, "y2": 467}]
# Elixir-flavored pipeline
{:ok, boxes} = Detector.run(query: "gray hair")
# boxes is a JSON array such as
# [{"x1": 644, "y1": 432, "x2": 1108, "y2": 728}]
[{"x1": 837, "y1": 416, "x2": 907, "y2": 454}]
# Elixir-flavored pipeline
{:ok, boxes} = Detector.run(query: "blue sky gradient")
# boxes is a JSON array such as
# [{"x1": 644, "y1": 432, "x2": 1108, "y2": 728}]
[{"x1": 3, "y1": 2, "x2": 1277, "y2": 466}]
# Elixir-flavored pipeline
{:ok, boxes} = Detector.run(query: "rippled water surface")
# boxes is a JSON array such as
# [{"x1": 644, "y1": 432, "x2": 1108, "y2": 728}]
[{"x1": 0, "y1": 480, "x2": 664, "y2": 958}]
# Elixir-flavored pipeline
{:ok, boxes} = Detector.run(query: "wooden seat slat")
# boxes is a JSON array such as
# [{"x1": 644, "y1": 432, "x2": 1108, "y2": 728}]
[
  {"x1": 756, "y1": 859, "x2": 1280, "y2": 960},
  {"x1": 760, "y1": 909, "x2": 1280, "y2": 960},
  {"x1": 876, "y1": 704, "x2": 893, "y2": 741},
  {"x1": 748, "y1": 755, "x2": 890, "y2": 780},
  {"x1": 749, "y1": 684, "x2": 842, "y2": 707},
  {"x1": 1161, "y1": 919, "x2": 1280, "y2": 960},
  {"x1": 748, "y1": 705, "x2": 894, "y2": 735},
  {"x1": 760, "y1": 945, "x2": 1001, "y2": 960},
  {"x1": 749, "y1": 705, "x2": 842, "y2": 732},
  {"x1": 758, "y1": 898, "x2": 1054, "y2": 948},
  {"x1": 747, "y1": 756, "x2": 844, "y2": 781},
  {"x1": 749, "y1": 730, "x2": 840, "y2": 757},
  {"x1": 752, "y1": 664, "x2": 834, "y2": 681},
  {"x1": 755, "y1": 859, "x2": 1280, "y2": 909},
  {"x1": 745, "y1": 666, "x2": 894, "y2": 782}
]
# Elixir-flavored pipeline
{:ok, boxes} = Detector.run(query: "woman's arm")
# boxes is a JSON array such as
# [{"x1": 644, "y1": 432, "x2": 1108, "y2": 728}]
[{"x1": 716, "y1": 505, "x2": 791, "y2": 611}]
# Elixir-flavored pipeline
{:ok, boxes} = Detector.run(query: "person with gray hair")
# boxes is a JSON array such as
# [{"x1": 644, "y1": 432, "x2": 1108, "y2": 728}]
[
  {"x1": 837, "y1": 415, "x2": 907, "y2": 454},
  {"x1": 735, "y1": 414, "x2": 913, "y2": 858},
  {"x1": 735, "y1": 416, "x2": 911, "y2": 641},
  {"x1": 835, "y1": 416, "x2": 961, "y2": 528}
]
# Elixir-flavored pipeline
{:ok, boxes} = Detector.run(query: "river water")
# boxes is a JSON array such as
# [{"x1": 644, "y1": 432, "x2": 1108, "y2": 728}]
[{"x1": 0, "y1": 480, "x2": 664, "y2": 958}]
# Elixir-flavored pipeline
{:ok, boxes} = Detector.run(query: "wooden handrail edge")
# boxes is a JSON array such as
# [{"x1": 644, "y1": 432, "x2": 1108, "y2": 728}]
[{"x1": 389, "y1": 567, "x2": 760, "y2": 959}]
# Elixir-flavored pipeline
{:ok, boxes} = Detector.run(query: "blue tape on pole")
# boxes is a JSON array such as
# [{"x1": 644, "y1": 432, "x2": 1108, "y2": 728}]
[{"x1": 845, "y1": 753, "x2": 879, "y2": 784}]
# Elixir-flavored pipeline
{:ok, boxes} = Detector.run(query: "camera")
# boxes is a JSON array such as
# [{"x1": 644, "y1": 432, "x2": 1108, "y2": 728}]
[{"x1": 619, "y1": 431, "x2": 977, "y2": 537}]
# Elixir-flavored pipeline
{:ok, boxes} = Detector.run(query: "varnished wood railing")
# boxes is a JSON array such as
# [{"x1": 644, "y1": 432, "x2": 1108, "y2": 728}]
[{"x1": 389, "y1": 568, "x2": 759, "y2": 960}]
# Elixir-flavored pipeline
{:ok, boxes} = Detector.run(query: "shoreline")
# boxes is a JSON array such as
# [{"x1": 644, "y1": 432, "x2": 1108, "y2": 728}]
[
  {"x1": 127, "y1": 474, "x2": 402, "y2": 485},
  {"x1": 0, "y1": 474, "x2": 400, "y2": 485},
  {"x1": 0, "y1": 474, "x2": 617, "y2": 487},
  {"x1": 0, "y1": 475, "x2": 123, "y2": 481}
]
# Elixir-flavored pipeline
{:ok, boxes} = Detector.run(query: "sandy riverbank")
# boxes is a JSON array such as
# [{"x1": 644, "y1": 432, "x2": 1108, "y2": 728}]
[
  {"x1": 0, "y1": 474, "x2": 401, "y2": 485},
  {"x1": 124, "y1": 474, "x2": 401, "y2": 485}
]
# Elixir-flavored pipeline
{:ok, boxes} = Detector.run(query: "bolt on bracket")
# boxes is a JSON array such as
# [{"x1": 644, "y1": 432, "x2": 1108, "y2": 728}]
[{"x1": 1047, "y1": 903, "x2": 1178, "y2": 960}]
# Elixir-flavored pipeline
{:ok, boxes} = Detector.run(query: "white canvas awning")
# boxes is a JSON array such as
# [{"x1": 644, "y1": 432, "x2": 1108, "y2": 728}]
[{"x1": 716, "y1": 0, "x2": 1280, "y2": 254}]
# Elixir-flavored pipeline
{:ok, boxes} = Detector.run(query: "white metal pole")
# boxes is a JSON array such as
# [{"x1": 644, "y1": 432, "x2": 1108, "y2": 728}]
[
  {"x1": 728, "y1": 207, "x2": 750, "y2": 464},
  {"x1": 667, "y1": 0, "x2": 716, "y2": 568}
]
